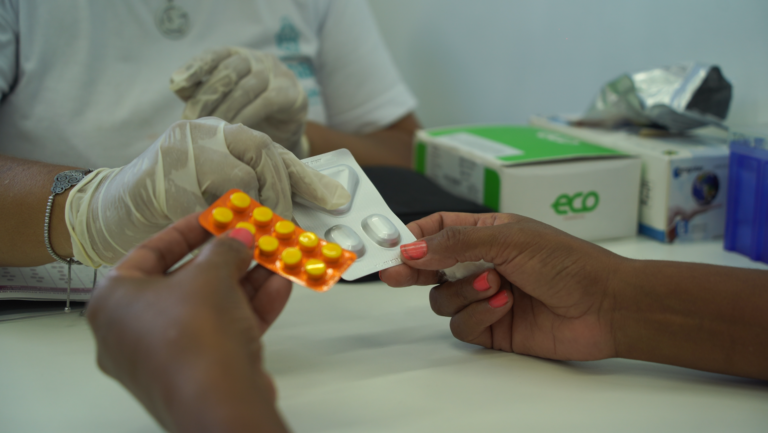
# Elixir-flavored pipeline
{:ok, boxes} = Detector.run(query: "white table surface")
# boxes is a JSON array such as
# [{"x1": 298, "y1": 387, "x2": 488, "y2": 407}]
[{"x1": 1, "y1": 237, "x2": 767, "y2": 433}]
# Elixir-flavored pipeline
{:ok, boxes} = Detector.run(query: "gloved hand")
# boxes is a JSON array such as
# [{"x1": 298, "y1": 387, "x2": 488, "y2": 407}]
[
  {"x1": 65, "y1": 118, "x2": 350, "y2": 267},
  {"x1": 170, "y1": 48, "x2": 308, "y2": 157}
]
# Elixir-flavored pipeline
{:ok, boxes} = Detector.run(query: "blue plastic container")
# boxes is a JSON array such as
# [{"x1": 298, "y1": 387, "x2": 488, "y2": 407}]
[{"x1": 724, "y1": 134, "x2": 768, "y2": 263}]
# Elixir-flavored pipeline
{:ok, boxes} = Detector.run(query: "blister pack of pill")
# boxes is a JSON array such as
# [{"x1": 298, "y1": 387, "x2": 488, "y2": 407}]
[
  {"x1": 198, "y1": 189, "x2": 357, "y2": 292},
  {"x1": 292, "y1": 149, "x2": 416, "y2": 280}
]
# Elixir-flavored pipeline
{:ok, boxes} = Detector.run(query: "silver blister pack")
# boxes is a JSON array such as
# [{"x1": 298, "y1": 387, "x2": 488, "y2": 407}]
[{"x1": 292, "y1": 149, "x2": 416, "y2": 280}]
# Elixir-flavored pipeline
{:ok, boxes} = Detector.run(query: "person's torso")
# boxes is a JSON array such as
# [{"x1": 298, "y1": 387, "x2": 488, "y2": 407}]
[{"x1": 0, "y1": 0, "x2": 330, "y2": 167}]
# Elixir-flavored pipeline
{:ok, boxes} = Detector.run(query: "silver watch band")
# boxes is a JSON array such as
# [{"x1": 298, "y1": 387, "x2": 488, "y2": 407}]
[{"x1": 44, "y1": 169, "x2": 92, "y2": 265}]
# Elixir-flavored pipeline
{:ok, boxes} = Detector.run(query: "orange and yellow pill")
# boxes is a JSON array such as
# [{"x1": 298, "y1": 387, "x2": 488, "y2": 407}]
[
  {"x1": 229, "y1": 192, "x2": 251, "y2": 212},
  {"x1": 281, "y1": 247, "x2": 302, "y2": 268},
  {"x1": 298, "y1": 232, "x2": 319, "y2": 252},
  {"x1": 305, "y1": 259, "x2": 326, "y2": 279},
  {"x1": 321, "y1": 243, "x2": 342, "y2": 263},
  {"x1": 275, "y1": 220, "x2": 295, "y2": 240},
  {"x1": 252, "y1": 206, "x2": 273, "y2": 227},
  {"x1": 212, "y1": 207, "x2": 233, "y2": 228},
  {"x1": 258, "y1": 235, "x2": 279, "y2": 256}
]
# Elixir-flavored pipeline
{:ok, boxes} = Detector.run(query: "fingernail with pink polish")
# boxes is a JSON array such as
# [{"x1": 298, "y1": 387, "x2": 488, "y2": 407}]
[
  {"x1": 473, "y1": 271, "x2": 491, "y2": 291},
  {"x1": 228, "y1": 228, "x2": 254, "y2": 247},
  {"x1": 488, "y1": 290, "x2": 508, "y2": 309},
  {"x1": 400, "y1": 240, "x2": 427, "y2": 261}
]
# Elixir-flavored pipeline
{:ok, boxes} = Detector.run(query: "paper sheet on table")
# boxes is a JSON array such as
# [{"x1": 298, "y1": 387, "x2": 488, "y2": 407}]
[{"x1": 0, "y1": 263, "x2": 108, "y2": 301}]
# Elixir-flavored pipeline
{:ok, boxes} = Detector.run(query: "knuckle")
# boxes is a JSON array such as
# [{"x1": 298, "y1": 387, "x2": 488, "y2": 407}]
[
  {"x1": 229, "y1": 166, "x2": 259, "y2": 185},
  {"x1": 431, "y1": 280, "x2": 475, "y2": 318},
  {"x1": 250, "y1": 128, "x2": 272, "y2": 143},
  {"x1": 439, "y1": 226, "x2": 467, "y2": 253},
  {"x1": 238, "y1": 75, "x2": 264, "y2": 95},
  {"x1": 455, "y1": 284, "x2": 474, "y2": 308},
  {"x1": 429, "y1": 286, "x2": 446, "y2": 316},
  {"x1": 404, "y1": 269, "x2": 421, "y2": 287},
  {"x1": 449, "y1": 316, "x2": 471, "y2": 343},
  {"x1": 248, "y1": 68, "x2": 270, "y2": 84},
  {"x1": 231, "y1": 123, "x2": 271, "y2": 145}
]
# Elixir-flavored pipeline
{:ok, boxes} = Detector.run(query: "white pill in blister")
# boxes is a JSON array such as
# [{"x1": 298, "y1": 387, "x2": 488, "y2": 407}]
[
  {"x1": 361, "y1": 214, "x2": 401, "y2": 248},
  {"x1": 325, "y1": 225, "x2": 366, "y2": 258}
]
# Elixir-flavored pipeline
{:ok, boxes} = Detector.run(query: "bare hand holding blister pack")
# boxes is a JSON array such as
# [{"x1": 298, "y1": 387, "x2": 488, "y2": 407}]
[{"x1": 292, "y1": 149, "x2": 416, "y2": 280}]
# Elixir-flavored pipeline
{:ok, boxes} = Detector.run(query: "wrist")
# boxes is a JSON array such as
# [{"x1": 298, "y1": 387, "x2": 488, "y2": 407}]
[
  {"x1": 64, "y1": 168, "x2": 115, "y2": 267},
  {"x1": 612, "y1": 258, "x2": 685, "y2": 364},
  {"x1": 608, "y1": 257, "x2": 644, "y2": 361},
  {"x1": 50, "y1": 188, "x2": 74, "y2": 259},
  {"x1": 159, "y1": 355, "x2": 286, "y2": 433}
]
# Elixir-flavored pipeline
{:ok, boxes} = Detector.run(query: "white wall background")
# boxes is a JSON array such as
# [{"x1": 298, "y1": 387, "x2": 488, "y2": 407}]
[{"x1": 368, "y1": 0, "x2": 768, "y2": 128}]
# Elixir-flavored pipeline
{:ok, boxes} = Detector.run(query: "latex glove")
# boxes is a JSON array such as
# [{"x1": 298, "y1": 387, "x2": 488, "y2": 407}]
[
  {"x1": 170, "y1": 48, "x2": 307, "y2": 157},
  {"x1": 66, "y1": 118, "x2": 350, "y2": 267}
]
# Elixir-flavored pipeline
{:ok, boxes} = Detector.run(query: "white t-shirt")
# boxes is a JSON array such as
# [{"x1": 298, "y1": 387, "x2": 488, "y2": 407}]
[{"x1": 0, "y1": 0, "x2": 416, "y2": 168}]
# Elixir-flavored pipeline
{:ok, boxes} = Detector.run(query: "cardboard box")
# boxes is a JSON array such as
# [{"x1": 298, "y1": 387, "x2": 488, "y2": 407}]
[
  {"x1": 530, "y1": 115, "x2": 730, "y2": 243},
  {"x1": 413, "y1": 125, "x2": 641, "y2": 241}
]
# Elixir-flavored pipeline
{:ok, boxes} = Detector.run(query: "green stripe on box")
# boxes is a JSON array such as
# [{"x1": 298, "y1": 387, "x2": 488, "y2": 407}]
[
  {"x1": 483, "y1": 168, "x2": 500, "y2": 211},
  {"x1": 415, "y1": 142, "x2": 427, "y2": 174},
  {"x1": 426, "y1": 126, "x2": 624, "y2": 164}
]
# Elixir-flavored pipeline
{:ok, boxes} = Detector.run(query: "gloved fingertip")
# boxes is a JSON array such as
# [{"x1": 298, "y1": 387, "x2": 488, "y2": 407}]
[
  {"x1": 180, "y1": 106, "x2": 199, "y2": 121},
  {"x1": 169, "y1": 75, "x2": 191, "y2": 92},
  {"x1": 322, "y1": 188, "x2": 352, "y2": 210}
]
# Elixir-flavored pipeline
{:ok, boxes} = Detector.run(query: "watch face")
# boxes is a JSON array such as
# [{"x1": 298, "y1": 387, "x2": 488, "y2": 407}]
[{"x1": 155, "y1": 3, "x2": 191, "y2": 40}]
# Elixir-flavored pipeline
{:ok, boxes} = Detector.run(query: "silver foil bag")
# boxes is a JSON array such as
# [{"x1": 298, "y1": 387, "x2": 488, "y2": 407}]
[{"x1": 581, "y1": 63, "x2": 732, "y2": 132}]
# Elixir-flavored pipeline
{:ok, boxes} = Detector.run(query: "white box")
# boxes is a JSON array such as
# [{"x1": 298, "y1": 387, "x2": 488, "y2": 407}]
[
  {"x1": 530, "y1": 115, "x2": 730, "y2": 243},
  {"x1": 414, "y1": 125, "x2": 641, "y2": 241}
]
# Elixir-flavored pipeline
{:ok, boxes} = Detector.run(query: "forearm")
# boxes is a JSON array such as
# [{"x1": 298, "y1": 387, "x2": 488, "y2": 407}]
[
  {"x1": 0, "y1": 155, "x2": 79, "y2": 266},
  {"x1": 615, "y1": 259, "x2": 768, "y2": 379},
  {"x1": 305, "y1": 114, "x2": 419, "y2": 168}
]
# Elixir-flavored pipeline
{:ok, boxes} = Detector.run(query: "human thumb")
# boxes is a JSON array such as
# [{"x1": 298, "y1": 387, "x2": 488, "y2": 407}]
[
  {"x1": 192, "y1": 228, "x2": 255, "y2": 281},
  {"x1": 399, "y1": 225, "x2": 508, "y2": 271}
]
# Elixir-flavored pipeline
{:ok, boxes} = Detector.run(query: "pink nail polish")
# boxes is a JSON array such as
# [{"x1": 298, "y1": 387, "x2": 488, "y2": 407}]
[
  {"x1": 488, "y1": 290, "x2": 508, "y2": 309},
  {"x1": 400, "y1": 240, "x2": 427, "y2": 261},
  {"x1": 473, "y1": 271, "x2": 491, "y2": 291},
  {"x1": 228, "y1": 228, "x2": 254, "y2": 247}
]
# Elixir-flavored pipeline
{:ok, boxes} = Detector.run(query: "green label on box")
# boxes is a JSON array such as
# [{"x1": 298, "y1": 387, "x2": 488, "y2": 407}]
[
  {"x1": 483, "y1": 168, "x2": 500, "y2": 211},
  {"x1": 426, "y1": 126, "x2": 623, "y2": 165},
  {"x1": 414, "y1": 141, "x2": 427, "y2": 174}
]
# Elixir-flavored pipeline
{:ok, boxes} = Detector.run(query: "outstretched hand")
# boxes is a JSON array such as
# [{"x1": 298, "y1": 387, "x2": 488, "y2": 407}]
[{"x1": 381, "y1": 212, "x2": 624, "y2": 361}]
